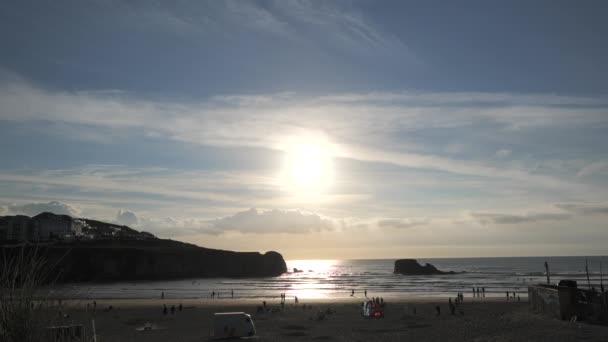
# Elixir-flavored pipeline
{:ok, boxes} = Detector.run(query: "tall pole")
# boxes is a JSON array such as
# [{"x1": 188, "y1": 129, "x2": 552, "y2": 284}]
[
  {"x1": 544, "y1": 261, "x2": 550, "y2": 285},
  {"x1": 600, "y1": 260, "x2": 604, "y2": 293},
  {"x1": 585, "y1": 258, "x2": 591, "y2": 290}
]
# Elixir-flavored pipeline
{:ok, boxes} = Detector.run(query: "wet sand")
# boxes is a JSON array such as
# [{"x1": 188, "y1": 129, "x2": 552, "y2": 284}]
[{"x1": 54, "y1": 297, "x2": 607, "y2": 341}]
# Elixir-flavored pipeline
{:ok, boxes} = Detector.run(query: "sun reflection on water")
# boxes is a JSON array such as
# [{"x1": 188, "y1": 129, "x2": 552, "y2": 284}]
[{"x1": 284, "y1": 260, "x2": 345, "y2": 299}]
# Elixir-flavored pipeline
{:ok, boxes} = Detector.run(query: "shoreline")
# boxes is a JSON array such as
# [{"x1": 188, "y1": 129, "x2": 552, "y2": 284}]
[{"x1": 57, "y1": 295, "x2": 517, "y2": 309}]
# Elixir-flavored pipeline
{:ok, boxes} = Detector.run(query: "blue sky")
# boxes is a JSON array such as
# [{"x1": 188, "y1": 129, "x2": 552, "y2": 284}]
[{"x1": 1, "y1": 0, "x2": 608, "y2": 259}]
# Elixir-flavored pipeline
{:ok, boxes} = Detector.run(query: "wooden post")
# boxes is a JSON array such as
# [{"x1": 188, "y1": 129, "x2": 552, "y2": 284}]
[
  {"x1": 544, "y1": 261, "x2": 550, "y2": 285},
  {"x1": 92, "y1": 319, "x2": 97, "y2": 342}
]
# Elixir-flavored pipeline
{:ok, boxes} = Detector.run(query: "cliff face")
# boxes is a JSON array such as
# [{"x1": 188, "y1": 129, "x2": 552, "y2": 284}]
[
  {"x1": 394, "y1": 259, "x2": 454, "y2": 275},
  {"x1": 4, "y1": 239, "x2": 287, "y2": 282}
]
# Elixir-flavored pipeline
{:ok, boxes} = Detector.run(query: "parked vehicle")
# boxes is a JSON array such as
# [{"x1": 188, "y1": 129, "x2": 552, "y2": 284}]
[{"x1": 212, "y1": 312, "x2": 256, "y2": 339}]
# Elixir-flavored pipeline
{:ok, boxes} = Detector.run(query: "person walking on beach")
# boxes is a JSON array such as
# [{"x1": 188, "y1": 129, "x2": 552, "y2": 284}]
[
  {"x1": 472, "y1": 287, "x2": 476, "y2": 297},
  {"x1": 512, "y1": 291, "x2": 516, "y2": 299},
  {"x1": 351, "y1": 289, "x2": 355, "y2": 296},
  {"x1": 171, "y1": 305, "x2": 175, "y2": 315},
  {"x1": 435, "y1": 305, "x2": 441, "y2": 316},
  {"x1": 163, "y1": 304, "x2": 167, "y2": 316},
  {"x1": 506, "y1": 291, "x2": 509, "y2": 300},
  {"x1": 482, "y1": 287, "x2": 485, "y2": 297},
  {"x1": 231, "y1": 289, "x2": 234, "y2": 299}
]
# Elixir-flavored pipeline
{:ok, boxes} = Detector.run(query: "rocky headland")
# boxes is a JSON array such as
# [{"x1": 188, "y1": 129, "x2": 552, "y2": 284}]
[
  {"x1": 2, "y1": 239, "x2": 287, "y2": 282},
  {"x1": 0, "y1": 212, "x2": 287, "y2": 282}
]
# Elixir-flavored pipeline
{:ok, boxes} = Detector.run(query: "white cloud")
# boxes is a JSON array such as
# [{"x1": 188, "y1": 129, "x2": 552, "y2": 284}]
[
  {"x1": 6, "y1": 201, "x2": 80, "y2": 217},
  {"x1": 115, "y1": 209, "x2": 139, "y2": 226},
  {"x1": 136, "y1": 216, "x2": 208, "y2": 237},
  {"x1": 208, "y1": 208, "x2": 336, "y2": 234}
]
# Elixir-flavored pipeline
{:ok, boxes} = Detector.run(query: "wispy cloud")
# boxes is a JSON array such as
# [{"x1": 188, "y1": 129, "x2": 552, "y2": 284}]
[
  {"x1": 377, "y1": 218, "x2": 429, "y2": 229},
  {"x1": 0, "y1": 165, "x2": 281, "y2": 208},
  {"x1": 6, "y1": 201, "x2": 80, "y2": 217},
  {"x1": 470, "y1": 211, "x2": 570, "y2": 225},
  {"x1": 3, "y1": 78, "x2": 607, "y2": 192},
  {"x1": 555, "y1": 203, "x2": 608, "y2": 215},
  {"x1": 208, "y1": 208, "x2": 336, "y2": 235},
  {"x1": 102, "y1": 0, "x2": 408, "y2": 58},
  {"x1": 576, "y1": 162, "x2": 608, "y2": 178}
]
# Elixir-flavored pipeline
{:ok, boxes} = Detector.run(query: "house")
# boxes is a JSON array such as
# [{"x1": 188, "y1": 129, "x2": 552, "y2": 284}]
[
  {"x1": 0, "y1": 215, "x2": 38, "y2": 242},
  {"x1": 34, "y1": 212, "x2": 73, "y2": 240},
  {"x1": 0, "y1": 217, "x2": 9, "y2": 241}
]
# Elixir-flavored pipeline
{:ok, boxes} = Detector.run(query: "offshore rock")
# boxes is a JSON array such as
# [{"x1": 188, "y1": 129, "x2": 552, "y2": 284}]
[{"x1": 394, "y1": 259, "x2": 455, "y2": 275}]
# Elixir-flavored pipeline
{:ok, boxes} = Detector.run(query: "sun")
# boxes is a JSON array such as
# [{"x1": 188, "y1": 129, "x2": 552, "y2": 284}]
[{"x1": 279, "y1": 137, "x2": 334, "y2": 200}]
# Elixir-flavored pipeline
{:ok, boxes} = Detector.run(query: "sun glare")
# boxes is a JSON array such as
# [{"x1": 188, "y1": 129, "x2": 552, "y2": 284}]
[{"x1": 279, "y1": 136, "x2": 334, "y2": 200}]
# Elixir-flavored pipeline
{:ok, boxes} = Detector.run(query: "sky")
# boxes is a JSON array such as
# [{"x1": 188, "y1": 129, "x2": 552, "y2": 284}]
[{"x1": 1, "y1": 0, "x2": 608, "y2": 259}]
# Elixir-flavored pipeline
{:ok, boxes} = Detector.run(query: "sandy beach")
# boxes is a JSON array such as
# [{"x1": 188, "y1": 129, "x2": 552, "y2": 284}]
[{"x1": 52, "y1": 297, "x2": 608, "y2": 341}]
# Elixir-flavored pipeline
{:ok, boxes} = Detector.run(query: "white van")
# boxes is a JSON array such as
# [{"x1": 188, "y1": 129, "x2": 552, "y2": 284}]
[{"x1": 212, "y1": 312, "x2": 256, "y2": 339}]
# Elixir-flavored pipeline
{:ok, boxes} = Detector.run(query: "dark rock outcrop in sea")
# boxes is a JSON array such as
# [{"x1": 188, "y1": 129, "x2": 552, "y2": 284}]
[
  {"x1": 1, "y1": 239, "x2": 287, "y2": 282},
  {"x1": 394, "y1": 259, "x2": 455, "y2": 275}
]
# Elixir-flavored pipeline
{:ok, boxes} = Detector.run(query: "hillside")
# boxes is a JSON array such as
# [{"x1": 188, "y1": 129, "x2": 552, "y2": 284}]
[{"x1": 0, "y1": 214, "x2": 287, "y2": 281}]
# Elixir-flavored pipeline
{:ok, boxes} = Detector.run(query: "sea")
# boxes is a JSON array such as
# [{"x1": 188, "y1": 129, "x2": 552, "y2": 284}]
[{"x1": 51, "y1": 256, "x2": 607, "y2": 300}]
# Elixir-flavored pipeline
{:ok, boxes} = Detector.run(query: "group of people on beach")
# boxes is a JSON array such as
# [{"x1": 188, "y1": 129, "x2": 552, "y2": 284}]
[
  {"x1": 162, "y1": 303, "x2": 182, "y2": 316},
  {"x1": 454, "y1": 292, "x2": 464, "y2": 304},
  {"x1": 85, "y1": 300, "x2": 97, "y2": 312},
  {"x1": 448, "y1": 294, "x2": 464, "y2": 315},
  {"x1": 472, "y1": 287, "x2": 486, "y2": 297},
  {"x1": 350, "y1": 288, "x2": 371, "y2": 297},
  {"x1": 362, "y1": 297, "x2": 386, "y2": 318},
  {"x1": 506, "y1": 291, "x2": 521, "y2": 301},
  {"x1": 207, "y1": 289, "x2": 235, "y2": 299},
  {"x1": 277, "y1": 292, "x2": 301, "y2": 309}
]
